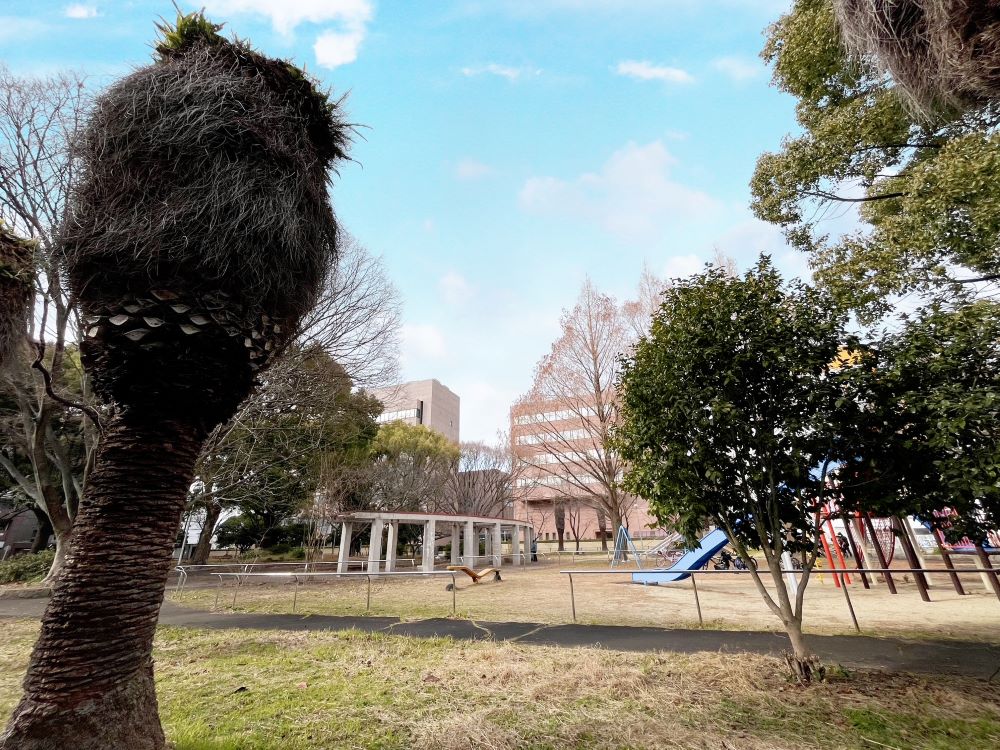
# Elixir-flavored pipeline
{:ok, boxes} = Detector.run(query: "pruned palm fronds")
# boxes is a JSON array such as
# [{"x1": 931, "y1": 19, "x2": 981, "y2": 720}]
[{"x1": 835, "y1": 0, "x2": 1000, "y2": 115}]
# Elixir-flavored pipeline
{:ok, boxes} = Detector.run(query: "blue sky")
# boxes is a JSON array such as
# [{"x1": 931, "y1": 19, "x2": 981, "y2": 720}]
[{"x1": 2, "y1": 0, "x2": 807, "y2": 442}]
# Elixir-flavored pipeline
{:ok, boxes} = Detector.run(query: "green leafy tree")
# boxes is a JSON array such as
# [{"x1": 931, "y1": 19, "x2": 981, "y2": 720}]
[
  {"x1": 834, "y1": 300, "x2": 1000, "y2": 578},
  {"x1": 751, "y1": 0, "x2": 1000, "y2": 322},
  {"x1": 1, "y1": 12, "x2": 350, "y2": 749},
  {"x1": 615, "y1": 258, "x2": 853, "y2": 681},
  {"x1": 188, "y1": 348, "x2": 380, "y2": 563},
  {"x1": 367, "y1": 421, "x2": 460, "y2": 511}
]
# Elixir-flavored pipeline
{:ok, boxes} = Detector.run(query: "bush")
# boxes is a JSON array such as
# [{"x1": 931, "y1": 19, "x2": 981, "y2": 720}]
[
  {"x1": 288, "y1": 546, "x2": 306, "y2": 560},
  {"x1": 268, "y1": 542, "x2": 292, "y2": 555},
  {"x1": 0, "y1": 550, "x2": 55, "y2": 585}
]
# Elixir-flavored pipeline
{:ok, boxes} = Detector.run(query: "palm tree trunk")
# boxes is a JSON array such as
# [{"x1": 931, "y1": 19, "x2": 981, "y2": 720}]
[{"x1": 0, "y1": 413, "x2": 206, "y2": 750}]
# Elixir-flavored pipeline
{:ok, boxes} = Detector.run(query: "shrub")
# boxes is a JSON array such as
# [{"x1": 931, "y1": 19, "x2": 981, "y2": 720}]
[{"x1": 0, "y1": 550, "x2": 55, "y2": 585}]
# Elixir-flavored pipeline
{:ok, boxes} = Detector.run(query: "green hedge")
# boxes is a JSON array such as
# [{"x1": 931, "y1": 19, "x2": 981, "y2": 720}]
[{"x1": 0, "y1": 550, "x2": 55, "y2": 585}]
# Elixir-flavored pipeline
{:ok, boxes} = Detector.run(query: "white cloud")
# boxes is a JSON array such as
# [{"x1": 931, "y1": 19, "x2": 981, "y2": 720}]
[
  {"x1": 712, "y1": 55, "x2": 763, "y2": 82},
  {"x1": 519, "y1": 140, "x2": 719, "y2": 243},
  {"x1": 204, "y1": 0, "x2": 373, "y2": 68},
  {"x1": 439, "y1": 272, "x2": 475, "y2": 305},
  {"x1": 462, "y1": 63, "x2": 540, "y2": 81},
  {"x1": 422, "y1": 218, "x2": 436, "y2": 233},
  {"x1": 663, "y1": 254, "x2": 705, "y2": 279},
  {"x1": 314, "y1": 28, "x2": 366, "y2": 68},
  {"x1": 402, "y1": 323, "x2": 447, "y2": 361},
  {"x1": 64, "y1": 4, "x2": 98, "y2": 18},
  {"x1": 454, "y1": 159, "x2": 494, "y2": 180},
  {"x1": 616, "y1": 60, "x2": 694, "y2": 84}
]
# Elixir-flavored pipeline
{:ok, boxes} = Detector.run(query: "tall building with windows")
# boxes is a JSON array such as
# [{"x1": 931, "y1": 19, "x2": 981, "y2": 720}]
[
  {"x1": 371, "y1": 379, "x2": 460, "y2": 444},
  {"x1": 510, "y1": 399, "x2": 657, "y2": 546}
]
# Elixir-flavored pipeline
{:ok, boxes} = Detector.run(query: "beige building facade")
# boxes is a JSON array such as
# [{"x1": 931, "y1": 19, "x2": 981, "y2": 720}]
[{"x1": 372, "y1": 379, "x2": 460, "y2": 444}]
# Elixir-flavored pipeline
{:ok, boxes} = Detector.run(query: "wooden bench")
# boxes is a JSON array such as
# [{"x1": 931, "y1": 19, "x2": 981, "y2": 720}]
[{"x1": 446, "y1": 565, "x2": 502, "y2": 584}]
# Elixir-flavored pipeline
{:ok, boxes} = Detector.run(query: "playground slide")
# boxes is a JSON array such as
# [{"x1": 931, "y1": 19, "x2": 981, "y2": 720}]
[{"x1": 631, "y1": 528, "x2": 729, "y2": 585}]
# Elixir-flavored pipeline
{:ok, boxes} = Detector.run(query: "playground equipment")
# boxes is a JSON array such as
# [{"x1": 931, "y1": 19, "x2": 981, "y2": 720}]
[
  {"x1": 639, "y1": 532, "x2": 683, "y2": 561},
  {"x1": 631, "y1": 528, "x2": 729, "y2": 585},
  {"x1": 610, "y1": 526, "x2": 644, "y2": 568},
  {"x1": 446, "y1": 565, "x2": 502, "y2": 585}
]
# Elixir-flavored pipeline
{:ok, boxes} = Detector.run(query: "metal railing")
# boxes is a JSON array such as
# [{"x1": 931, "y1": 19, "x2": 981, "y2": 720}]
[
  {"x1": 210, "y1": 569, "x2": 459, "y2": 615},
  {"x1": 561, "y1": 566, "x2": 1000, "y2": 632},
  {"x1": 173, "y1": 558, "x2": 420, "y2": 593}
]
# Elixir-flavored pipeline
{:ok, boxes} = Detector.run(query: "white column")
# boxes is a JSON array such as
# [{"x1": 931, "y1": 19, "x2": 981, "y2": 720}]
[
  {"x1": 368, "y1": 518, "x2": 384, "y2": 573},
  {"x1": 450, "y1": 524, "x2": 460, "y2": 565},
  {"x1": 337, "y1": 522, "x2": 353, "y2": 573},
  {"x1": 493, "y1": 523, "x2": 503, "y2": 567},
  {"x1": 521, "y1": 525, "x2": 530, "y2": 565},
  {"x1": 464, "y1": 520, "x2": 476, "y2": 567},
  {"x1": 422, "y1": 518, "x2": 437, "y2": 572},
  {"x1": 385, "y1": 521, "x2": 398, "y2": 573}
]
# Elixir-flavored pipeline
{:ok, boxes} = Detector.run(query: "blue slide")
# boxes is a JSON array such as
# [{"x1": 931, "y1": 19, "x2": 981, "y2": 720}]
[{"x1": 632, "y1": 528, "x2": 729, "y2": 585}]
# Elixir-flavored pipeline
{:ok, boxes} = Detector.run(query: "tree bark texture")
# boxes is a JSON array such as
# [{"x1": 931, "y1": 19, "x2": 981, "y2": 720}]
[{"x1": 0, "y1": 414, "x2": 207, "y2": 750}]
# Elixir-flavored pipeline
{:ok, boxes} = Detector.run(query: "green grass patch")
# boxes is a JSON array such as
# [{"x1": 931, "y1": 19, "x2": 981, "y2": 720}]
[{"x1": 1, "y1": 619, "x2": 998, "y2": 749}]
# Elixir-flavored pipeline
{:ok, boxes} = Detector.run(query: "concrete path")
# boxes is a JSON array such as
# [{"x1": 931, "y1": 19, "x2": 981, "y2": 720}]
[{"x1": 2, "y1": 598, "x2": 996, "y2": 680}]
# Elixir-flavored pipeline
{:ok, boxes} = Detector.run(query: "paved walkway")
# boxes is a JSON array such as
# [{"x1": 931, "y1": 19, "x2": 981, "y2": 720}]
[{"x1": 2, "y1": 598, "x2": 996, "y2": 680}]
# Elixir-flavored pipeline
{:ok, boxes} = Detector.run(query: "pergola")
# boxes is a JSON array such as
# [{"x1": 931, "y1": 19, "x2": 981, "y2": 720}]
[{"x1": 333, "y1": 511, "x2": 535, "y2": 573}]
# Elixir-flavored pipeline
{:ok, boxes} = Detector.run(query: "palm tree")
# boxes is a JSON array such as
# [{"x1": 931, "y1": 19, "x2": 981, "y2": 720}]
[
  {"x1": 834, "y1": 0, "x2": 1000, "y2": 114},
  {"x1": 0, "y1": 12, "x2": 349, "y2": 750},
  {"x1": 0, "y1": 223, "x2": 32, "y2": 368}
]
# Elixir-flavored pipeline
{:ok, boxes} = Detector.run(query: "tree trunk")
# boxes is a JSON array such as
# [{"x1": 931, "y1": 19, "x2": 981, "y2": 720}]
[
  {"x1": 29, "y1": 509, "x2": 52, "y2": 554},
  {"x1": 190, "y1": 502, "x2": 222, "y2": 565},
  {"x1": 765, "y1": 560, "x2": 823, "y2": 684},
  {"x1": 554, "y1": 503, "x2": 565, "y2": 552},
  {"x1": 36, "y1": 482, "x2": 74, "y2": 584},
  {"x1": 782, "y1": 617, "x2": 822, "y2": 684},
  {"x1": 597, "y1": 508, "x2": 608, "y2": 552},
  {"x1": 0, "y1": 414, "x2": 206, "y2": 750}
]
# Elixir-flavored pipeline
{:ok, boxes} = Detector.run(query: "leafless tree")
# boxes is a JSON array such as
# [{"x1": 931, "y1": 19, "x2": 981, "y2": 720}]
[
  {"x1": 565, "y1": 499, "x2": 592, "y2": 552},
  {"x1": 513, "y1": 279, "x2": 639, "y2": 539},
  {"x1": 0, "y1": 65, "x2": 94, "y2": 581},
  {"x1": 439, "y1": 438, "x2": 524, "y2": 517},
  {"x1": 299, "y1": 234, "x2": 402, "y2": 390}
]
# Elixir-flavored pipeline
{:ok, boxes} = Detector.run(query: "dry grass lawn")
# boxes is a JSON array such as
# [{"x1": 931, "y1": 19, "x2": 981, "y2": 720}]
[
  {"x1": 1, "y1": 618, "x2": 998, "y2": 749},
  {"x1": 172, "y1": 561, "x2": 1000, "y2": 642}
]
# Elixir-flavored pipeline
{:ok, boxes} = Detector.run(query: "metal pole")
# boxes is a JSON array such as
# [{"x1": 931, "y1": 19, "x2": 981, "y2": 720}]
[
  {"x1": 232, "y1": 577, "x2": 240, "y2": 609},
  {"x1": 213, "y1": 576, "x2": 221, "y2": 609},
  {"x1": 451, "y1": 573, "x2": 456, "y2": 615},
  {"x1": 366, "y1": 574, "x2": 372, "y2": 612},
  {"x1": 569, "y1": 572, "x2": 576, "y2": 622},
  {"x1": 691, "y1": 573, "x2": 703, "y2": 627},
  {"x1": 840, "y1": 571, "x2": 861, "y2": 633},
  {"x1": 292, "y1": 575, "x2": 299, "y2": 613}
]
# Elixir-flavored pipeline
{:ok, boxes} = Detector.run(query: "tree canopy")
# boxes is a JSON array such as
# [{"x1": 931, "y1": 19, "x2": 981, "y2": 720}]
[
  {"x1": 835, "y1": 300, "x2": 1000, "y2": 547},
  {"x1": 615, "y1": 257, "x2": 853, "y2": 679},
  {"x1": 751, "y1": 0, "x2": 1000, "y2": 322}
]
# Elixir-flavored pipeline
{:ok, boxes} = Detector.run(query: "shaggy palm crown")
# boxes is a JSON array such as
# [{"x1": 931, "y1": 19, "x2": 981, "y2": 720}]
[
  {"x1": 63, "y1": 12, "x2": 348, "y2": 424},
  {"x1": 835, "y1": 0, "x2": 1000, "y2": 115},
  {"x1": 0, "y1": 223, "x2": 33, "y2": 367}
]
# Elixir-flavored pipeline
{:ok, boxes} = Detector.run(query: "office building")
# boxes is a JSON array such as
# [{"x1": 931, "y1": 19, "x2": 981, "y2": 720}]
[{"x1": 371, "y1": 379, "x2": 460, "y2": 444}]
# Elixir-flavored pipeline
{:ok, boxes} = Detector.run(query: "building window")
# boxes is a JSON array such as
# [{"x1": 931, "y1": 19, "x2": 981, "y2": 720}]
[{"x1": 376, "y1": 408, "x2": 420, "y2": 424}]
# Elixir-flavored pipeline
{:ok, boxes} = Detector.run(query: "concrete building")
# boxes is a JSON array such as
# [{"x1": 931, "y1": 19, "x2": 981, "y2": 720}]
[
  {"x1": 333, "y1": 511, "x2": 534, "y2": 571},
  {"x1": 510, "y1": 397, "x2": 657, "y2": 548},
  {"x1": 371, "y1": 379, "x2": 460, "y2": 444}
]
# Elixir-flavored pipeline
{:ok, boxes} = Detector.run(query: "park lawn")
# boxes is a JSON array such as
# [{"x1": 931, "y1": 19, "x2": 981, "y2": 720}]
[{"x1": 1, "y1": 620, "x2": 999, "y2": 749}]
